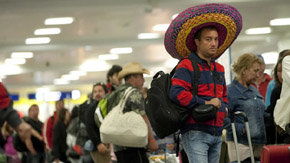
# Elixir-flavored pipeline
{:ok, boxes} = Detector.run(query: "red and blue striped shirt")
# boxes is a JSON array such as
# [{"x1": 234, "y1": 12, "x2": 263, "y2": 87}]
[{"x1": 169, "y1": 52, "x2": 228, "y2": 136}]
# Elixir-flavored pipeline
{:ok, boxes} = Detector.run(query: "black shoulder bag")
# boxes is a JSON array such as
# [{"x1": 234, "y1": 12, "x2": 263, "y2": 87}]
[{"x1": 191, "y1": 62, "x2": 218, "y2": 122}]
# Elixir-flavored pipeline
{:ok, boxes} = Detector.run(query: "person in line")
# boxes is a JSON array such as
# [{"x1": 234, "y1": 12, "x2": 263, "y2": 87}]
[
  {"x1": 105, "y1": 65, "x2": 122, "y2": 93},
  {"x1": 264, "y1": 55, "x2": 285, "y2": 144},
  {"x1": 24, "y1": 104, "x2": 45, "y2": 163},
  {"x1": 252, "y1": 55, "x2": 272, "y2": 100},
  {"x1": 85, "y1": 83, "x2": 111, "y2": 163},
  {"x1": 169, "y1": 25, "x2": 228, "y2": 163},
  {"x1": 164, "y1": 3, "x2": 241, "y2": 163},
  {"x1": 274, "y1": 54, "x2": 290, "y2": 139},
  {"x1": 1, "y1": 122, "x2": 21, "y2": 163},
  {"x1": 109, "y1": 62, "x2": 158, "y2": 163},
  {"x1": 265, "y1": 49, "x2": 290, "y2": 108},
  {"x1": 52, "y1": 108, "x2": 70, "y2": 163},
  {"x1": 66, "y1": 105, "x2": 82, "y2": 163},
  {"x1": 42, "y1": 99, "x2": 65, "y2": 162},
  {"x1": 0, "y1": 82, "x2": 36, "y2": 156},
  {"x1": 225, "y1": 53, "x2": 266, "y2": 162}
]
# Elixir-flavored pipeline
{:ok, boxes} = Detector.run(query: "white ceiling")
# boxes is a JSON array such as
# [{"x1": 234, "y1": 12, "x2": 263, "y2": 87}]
[{"x1": 1, "y1": 0, "x2": 290, "y2": 94}]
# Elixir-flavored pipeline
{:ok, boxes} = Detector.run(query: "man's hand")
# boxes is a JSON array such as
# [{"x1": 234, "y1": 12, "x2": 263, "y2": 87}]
[
  {"x1": 206, "y1": 98, "x2": 221, "y2": 108},
  {"x1": 97, "y1": 143, "x2": 110, "y2": 155},
  {"x1": 16, "y1": 121, "x2": 37, "y2": 155},
  {"x1": 148, "y1": 139, "x2": 158, "y2": 151}
]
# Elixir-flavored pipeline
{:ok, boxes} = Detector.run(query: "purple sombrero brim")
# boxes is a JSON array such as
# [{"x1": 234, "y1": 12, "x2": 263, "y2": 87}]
[{"x1": 164, "y1": 3, "x2": 243, "y2": 59}]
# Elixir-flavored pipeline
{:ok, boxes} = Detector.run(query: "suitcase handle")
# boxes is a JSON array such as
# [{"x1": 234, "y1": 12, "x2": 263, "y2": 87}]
[
  {"x1": 231, "y1": 111, "x2": 255, "y2": 163},
  {"x1": 230, "y1": 111, "x2": 248, "y2": 123}
]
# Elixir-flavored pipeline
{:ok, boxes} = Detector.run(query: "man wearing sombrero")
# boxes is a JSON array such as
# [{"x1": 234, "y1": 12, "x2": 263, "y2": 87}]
[
  {"x1": 111, "y1": 62, "x2": 158, "y2": 163},
  {"x1": 165, "y1": 3, "x2": 242, "y2": 163}
]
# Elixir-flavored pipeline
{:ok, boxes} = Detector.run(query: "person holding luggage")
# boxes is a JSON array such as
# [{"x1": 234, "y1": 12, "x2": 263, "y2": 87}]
[
  {"x1": 85, "y1": 83, "x2": 111, "y2": 163},
  {"x1": 225, "y1": 53, "x2": 266, "y2": 162},
  {"x1": 165, "y1": 3, "x2": 242, "y2": 163},
  {"x1": 110, "y1": 62, "x2": 158, "y2": 163}
]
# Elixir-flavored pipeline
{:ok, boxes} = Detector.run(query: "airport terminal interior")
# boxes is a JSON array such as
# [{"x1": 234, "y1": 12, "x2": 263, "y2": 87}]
[{"x1": 1, "y1": 0, "x2": 290, "y2": 121}]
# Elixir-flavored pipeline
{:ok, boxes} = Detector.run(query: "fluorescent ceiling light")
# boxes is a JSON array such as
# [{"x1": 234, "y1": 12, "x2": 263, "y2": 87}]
[
  {"x1": 25, "y1": 37, "x2": 51, "y2": 44},
  {"x1": 11, "y1": 52, "x2": 33, "y2": 59},
  {"x1": 138, "y1": 33, "x2": 160, "y2": 39},
  {"x1": 99, "y1": 54, "x2": 119, "y2": 60},
  {"x1": 34, "y1": 28, "x2": 61, "y2": 35},
  {"x1": 245, "y1": 27, "x2": 271, "y2": 35},
  {"x1": 261, "y1": 51, "x2": 278, "y2": 64},
  {"x1": 61, "y1": 74, "x2": 79, "y2": 81},
  {"x1": 152, "y1": 24, "x2": 170, "y2": 31},
  {"x1": 270, "y1": 18, "x2": 290, "y2": 26},
  {"x1": 44, "y1": 17, "x2": 74, "y2": 25},
  {"x1": 110, "y1": 47, "x2": 133, "y2": 54},
  {"x1": 69, "y1": 70, "x2": 87, "y2": 76},
  {"x1": 172, "y1": 13, "x2": 178, "y2": 20},
  {"x1": 80, "y1": 59, "x2": 110, "y2": 72},
  {"x1": 5, "y1": 58, "x2": 26, "y2": 65},
  {"x1": 0, "y1": 64, "x2": 22, "y2": 75},
  {"x1": 53, "y1": 79, "x2": 69, "y2": 85}
]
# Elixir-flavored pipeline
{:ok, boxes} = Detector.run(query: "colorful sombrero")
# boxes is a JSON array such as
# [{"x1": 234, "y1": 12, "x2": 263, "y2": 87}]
[{"x1": 164, "y1": 3, "x2": 242, "y2": 59}]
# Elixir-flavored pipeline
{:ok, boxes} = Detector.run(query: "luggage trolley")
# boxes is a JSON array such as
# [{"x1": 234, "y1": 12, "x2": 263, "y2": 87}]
[{"x1": 230, "y1": 111, "x2": 255, "y2": 163}]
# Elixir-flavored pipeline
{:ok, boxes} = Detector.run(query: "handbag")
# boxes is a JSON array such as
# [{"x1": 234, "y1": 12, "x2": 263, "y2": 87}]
[
  {"x1": 192, "y1": 65, "x2": 219, "y2": 122},
  {"x1": 192, "y1": 104, "x2": 217, "y2": 122},
  {"x1": 100, "y1": 87, "x2": 148, "y2": 147}
]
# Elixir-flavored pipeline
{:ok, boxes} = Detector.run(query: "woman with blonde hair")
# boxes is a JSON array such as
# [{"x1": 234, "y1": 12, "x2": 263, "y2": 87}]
[{"x1": 225, "y1": 53, "x2": 266, "y2": 162}]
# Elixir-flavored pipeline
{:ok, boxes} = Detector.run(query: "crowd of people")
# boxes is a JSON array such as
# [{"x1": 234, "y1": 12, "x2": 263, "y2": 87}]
[{"x1": 1, "y1": 3, "x2": 290, "y2": 163}]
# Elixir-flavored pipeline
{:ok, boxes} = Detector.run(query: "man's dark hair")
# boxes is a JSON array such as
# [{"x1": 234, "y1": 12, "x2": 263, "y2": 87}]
[
  {"x1": 92, "y1": 82, "x2": 108, "y2": 94},
  {"x1": 28, "y1": 104, "x2": 38, "y2": 113},
  {"x1": 194, "y1": 26, "x2": 218, "y2": 40},
  {"x1": 106, "y1": 65, "x2": 122, "y2": 83}
]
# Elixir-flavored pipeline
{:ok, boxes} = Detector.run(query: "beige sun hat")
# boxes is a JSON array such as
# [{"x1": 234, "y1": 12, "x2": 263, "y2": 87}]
[{"x1": 118, "y1": 62, "x2": 150, "y2": 79}]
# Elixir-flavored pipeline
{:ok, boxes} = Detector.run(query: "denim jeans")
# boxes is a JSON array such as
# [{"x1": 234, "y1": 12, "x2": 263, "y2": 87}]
[{"x1": 182, "y1": 130, "x2": 222, "y2": 163}]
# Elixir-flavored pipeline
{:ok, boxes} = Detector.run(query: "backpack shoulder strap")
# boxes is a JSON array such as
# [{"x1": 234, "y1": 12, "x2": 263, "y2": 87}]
[
  {"x1": 170, "y1": 58, "x2": 200, "y2": 96},
  {"x1": 188, "y1": 58, "x2": 200, "y2": 96}
]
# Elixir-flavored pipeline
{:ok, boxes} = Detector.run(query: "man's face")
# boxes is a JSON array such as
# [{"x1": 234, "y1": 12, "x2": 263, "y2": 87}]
[
  {"x1": 195, "y1": 28, "x2": 219, "y2": 59},
  {"x1": 109, "y1": 73, "x2": 121, "y2": 86},
  {"x1": 92, "y1": 85, "x2": 106, "y2": 101},
  {"x1": 29, "y1": 105, "x2": 39, "y2": 119},
  {"x1": 132, "y1": 74, "x2": 145, "y2": 90}
]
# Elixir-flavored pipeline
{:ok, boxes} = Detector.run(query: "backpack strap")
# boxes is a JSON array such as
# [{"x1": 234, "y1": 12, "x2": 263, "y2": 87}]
[{"x1": 188, "y1": 58, "x2": 200, "y2": 96}]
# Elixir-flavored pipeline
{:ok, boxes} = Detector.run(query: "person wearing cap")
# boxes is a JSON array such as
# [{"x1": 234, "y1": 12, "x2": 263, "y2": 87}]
[
  {"x1": 165, "y1": 3, "x2": 242, "y2": 163},
  {"x1": 106, "y1": 65, "x2": 122, "y2": 93},
  {"x1": 110, "y1": 62, "x2": 158, "y2": 163}
]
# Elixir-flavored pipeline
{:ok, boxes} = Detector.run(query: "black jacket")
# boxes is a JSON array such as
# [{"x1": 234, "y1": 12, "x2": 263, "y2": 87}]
[
  {"x1": 52, "y1": 121, "x2": 68, "y2": 162},
  {"x1": 84, "y1": 100, "x2": 101, "y2": 150}
]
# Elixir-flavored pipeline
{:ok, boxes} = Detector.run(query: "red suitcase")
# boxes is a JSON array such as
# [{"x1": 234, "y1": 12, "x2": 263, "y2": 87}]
[{"x1": 261, "y1": 144, "x2": 290, "y2": 163}]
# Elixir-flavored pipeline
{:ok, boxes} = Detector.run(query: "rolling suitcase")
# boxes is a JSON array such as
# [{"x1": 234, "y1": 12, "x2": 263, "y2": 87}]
[
  {"x1": 231, "y1": 111, "x2": 255, "y2": 163},
  {"x1": 260, "y1": 144, "x2": 290, "y2": 163}
]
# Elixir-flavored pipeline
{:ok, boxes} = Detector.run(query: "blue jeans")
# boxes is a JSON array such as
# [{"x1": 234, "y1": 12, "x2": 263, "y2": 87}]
[{"x1": 182, "y1": 130, "x2": 222, "y2": 163}]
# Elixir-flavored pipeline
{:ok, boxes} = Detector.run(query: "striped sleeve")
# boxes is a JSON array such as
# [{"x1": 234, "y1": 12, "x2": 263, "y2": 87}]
[{"x1": 169, "y1": 59, "x2": 205, "y2": 109}]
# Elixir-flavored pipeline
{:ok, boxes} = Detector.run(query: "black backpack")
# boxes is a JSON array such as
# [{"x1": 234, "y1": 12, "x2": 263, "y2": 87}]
[{"x1": 145, "y1": 58, "x2": 200, "y2": 139}]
